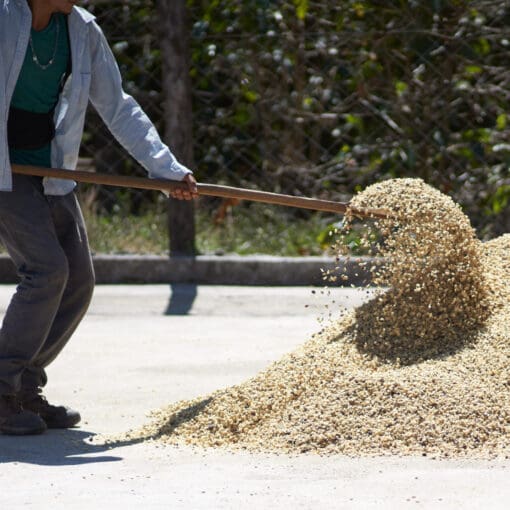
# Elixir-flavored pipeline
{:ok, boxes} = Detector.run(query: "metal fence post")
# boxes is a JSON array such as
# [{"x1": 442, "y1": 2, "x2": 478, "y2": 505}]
[{"x1": 157, "y1": 0, "x2": 196, "y2": 256}]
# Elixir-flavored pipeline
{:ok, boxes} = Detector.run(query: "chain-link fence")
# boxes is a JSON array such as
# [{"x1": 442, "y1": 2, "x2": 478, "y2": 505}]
[{"x1": 80, "y1": 0, "x2": 510, "y2": 255}]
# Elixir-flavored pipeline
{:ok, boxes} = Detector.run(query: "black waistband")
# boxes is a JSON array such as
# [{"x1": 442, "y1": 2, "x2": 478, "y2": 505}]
[{"x1": 7, "y1": 106, "x2": 56, "y2": 151}]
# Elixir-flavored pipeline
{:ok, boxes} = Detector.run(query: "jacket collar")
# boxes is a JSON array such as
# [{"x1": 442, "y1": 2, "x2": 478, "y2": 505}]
[{"x1": 71, "y1": 6, "x2": 96, "y2": 24}]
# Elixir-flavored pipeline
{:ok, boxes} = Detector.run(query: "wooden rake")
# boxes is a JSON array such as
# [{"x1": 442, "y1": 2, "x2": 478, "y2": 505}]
[{"x1": 11, "y1": 164, "x2": 392, "y2": 220}]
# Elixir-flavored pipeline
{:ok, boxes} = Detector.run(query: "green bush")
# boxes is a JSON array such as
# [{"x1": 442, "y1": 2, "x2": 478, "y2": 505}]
[{"x1": 82, "y1": 1, "x2": 510, "y2": 244}]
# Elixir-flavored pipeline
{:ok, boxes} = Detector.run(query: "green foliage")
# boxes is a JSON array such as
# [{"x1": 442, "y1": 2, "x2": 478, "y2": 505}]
[
  {"x1": 293, "y1": 0, "x2": 308, "y2": 20},
  {"x1": 83, "y1": 207, "x2": 168, "y2": 255},
  {"x1": 83, "y1": 0, "x2": 510, "y2": 250},
  {"x1": 485, "y1": 184, "x2": 510, "y2": 215},
  {"x1": 184, "y1": 0, "x2": 510, "y2": 236},
  {"x1": 82, "y1": 201, "x2": 337, "y2": 256}
]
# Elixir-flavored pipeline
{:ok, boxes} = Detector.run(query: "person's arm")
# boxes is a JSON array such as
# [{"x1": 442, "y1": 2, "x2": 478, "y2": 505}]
[{"x1": 87, "y1": 21, "x2": 197, "y2": 199}]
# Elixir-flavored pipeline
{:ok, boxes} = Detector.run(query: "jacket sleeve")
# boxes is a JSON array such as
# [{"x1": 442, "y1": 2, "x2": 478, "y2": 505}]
[{"x1": 87, "y1": 21, "x2": 192, "y2": 181}]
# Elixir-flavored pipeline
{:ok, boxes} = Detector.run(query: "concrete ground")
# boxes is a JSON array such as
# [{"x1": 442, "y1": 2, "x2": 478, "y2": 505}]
[{"x1": 0, "y1": 284, "x2": 508, "y2": 509}]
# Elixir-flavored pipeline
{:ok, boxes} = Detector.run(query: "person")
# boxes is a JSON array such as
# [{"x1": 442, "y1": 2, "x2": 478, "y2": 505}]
[{"x1": 0, "y1": 0, "x2": 198, "y2": 435}]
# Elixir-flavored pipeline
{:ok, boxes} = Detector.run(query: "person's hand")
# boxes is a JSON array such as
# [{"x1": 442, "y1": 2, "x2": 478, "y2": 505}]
[{"x1": 170, "y1": 174, "x2": 199, "y2": 200}]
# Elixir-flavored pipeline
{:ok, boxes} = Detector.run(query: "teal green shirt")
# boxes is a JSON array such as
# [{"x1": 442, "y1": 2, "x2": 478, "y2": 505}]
[{"x1": 9, "y1": 13, "x2": 70, "y2": 168}]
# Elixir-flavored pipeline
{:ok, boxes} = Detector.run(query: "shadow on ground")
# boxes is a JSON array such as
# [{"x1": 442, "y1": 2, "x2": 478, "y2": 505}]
[
  {"x1": 0, "y1": 429, "x2": 122, "y2": 466},
  {"x1": 103, "y1": 398, "x2": 212, "y2": 449},
  {"x1": 165, "y1": 284, "x2": 198, "y2": 316}
]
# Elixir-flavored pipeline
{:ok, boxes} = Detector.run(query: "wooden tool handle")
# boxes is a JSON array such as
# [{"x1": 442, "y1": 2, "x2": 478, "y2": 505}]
[{"x1": 11, "y1": 164, "x2": 391, "y2": 219}]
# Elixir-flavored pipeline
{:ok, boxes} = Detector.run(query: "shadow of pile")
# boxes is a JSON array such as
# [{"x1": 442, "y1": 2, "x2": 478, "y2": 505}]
[
  {"x1": 104, "y1": 398, "x2": 213, "y2": 448},
  {"x1": 342, "y1": 283, "x2": 492, "y2": 365},
  {"x1": 150, "y1": 397, "x2": 212, "y2": 438}
]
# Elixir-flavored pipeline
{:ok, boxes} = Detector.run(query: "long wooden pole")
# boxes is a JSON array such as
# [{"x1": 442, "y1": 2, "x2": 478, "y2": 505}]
[{"x1": 11, "y1": 164, "x2": 391, "y2": 219}]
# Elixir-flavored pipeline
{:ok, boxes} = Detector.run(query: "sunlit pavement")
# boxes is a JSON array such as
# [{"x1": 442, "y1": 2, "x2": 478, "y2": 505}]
[{"x1": 0, "y1": 285, "x2": 507, "y2": 509}]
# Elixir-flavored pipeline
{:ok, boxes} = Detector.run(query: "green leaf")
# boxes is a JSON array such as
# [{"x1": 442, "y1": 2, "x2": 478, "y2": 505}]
[
  {"x1": 346, "y1": 114, "x2": 359, "y2": 126},
  {"x1": 352, "y1": 2, "x2": 366, "y2": 18},
  {"x1": 472, "y1": 37, "x2": 491, "y2": 56},
  {"x1": 489, "y1": 185, "x2": 510, "y2": 214},
  {"x1": 395, "y1": 80, "x2": 408, "y2": 97},
  {"x1": 243, "y1": 89, "x2": 260, "y2": 103},
  {"x1": 462, "y1": 128, "x2": 491, "y2": 143},
  {"x1": 464, "y1": 65, "x2": 482, "y2": 76},
  {"x1": 234, "y1": 105, "x2": 251, "y2": 126},
  {"x1": 496, "y1": 114, "x2": 507, "y2": 131},
  {"x1": 293, "y1": 0, "x2": 308, "y2": 20},
  {"x1": 303, "y1": 96, "x2": 314, "y2": 109}
]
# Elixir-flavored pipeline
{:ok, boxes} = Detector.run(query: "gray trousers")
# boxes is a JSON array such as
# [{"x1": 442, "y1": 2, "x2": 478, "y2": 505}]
[{"x1": 0, "y1": 174, "x2": 95, "y2": 396}]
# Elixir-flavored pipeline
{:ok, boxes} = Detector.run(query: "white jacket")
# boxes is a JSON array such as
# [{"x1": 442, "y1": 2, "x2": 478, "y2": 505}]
[{"x1": 0, "y1": 0, "x2": 191, "y2": 194}]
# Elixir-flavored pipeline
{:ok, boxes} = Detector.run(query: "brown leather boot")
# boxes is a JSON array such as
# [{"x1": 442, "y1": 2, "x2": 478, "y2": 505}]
[
  {"x1": 21, "y1": 394, "x2": 81, "y2": 429},
  {"x1": 0, "y1": 395, "x2": 47, "y2": 435}
]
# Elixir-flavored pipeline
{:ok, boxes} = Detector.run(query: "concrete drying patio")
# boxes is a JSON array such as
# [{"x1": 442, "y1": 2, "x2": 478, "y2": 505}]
[{"x1": 0, "y1": 285, "x2": 508, "y2": 509}]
